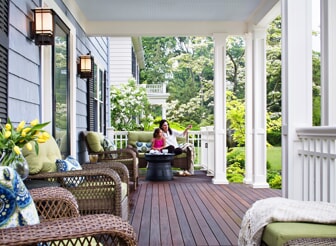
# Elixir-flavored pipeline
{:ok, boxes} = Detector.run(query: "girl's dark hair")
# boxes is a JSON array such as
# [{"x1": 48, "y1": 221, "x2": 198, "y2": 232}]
[
  {"x1": 159, "y1": 119, "x2": 172, "y2": 135},
  {"x1": 153, "y1": 128, "x2": 161, "y2": 138}
]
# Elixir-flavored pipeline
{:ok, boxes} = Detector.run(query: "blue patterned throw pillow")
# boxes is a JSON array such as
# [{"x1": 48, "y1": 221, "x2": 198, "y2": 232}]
[
  {"x1": 0, "y1": 166, "x2": 39, "y2": 229},
  {"x1": 56, "y1": 156, "x2": 84, "y2": 187},
  {"x1": 136, "y1": 141, "x2": 152, "y2": 153},
  {"x1": 101, "y1": 137, "x2": 118, "y2": 159}
]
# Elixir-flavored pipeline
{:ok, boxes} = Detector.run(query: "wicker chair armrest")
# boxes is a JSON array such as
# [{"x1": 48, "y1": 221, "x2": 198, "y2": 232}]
[
  {"x1": 127, "y1": 145, "x2": 140, "y2": 156},
  {"x1": 82, "y1": 161, "x2": 129, "y2": 185},
  {"x1": 27, "y1": 168, "x2": 124, "y2": 217},
  {"x1": 97, "y1": 148, "x2": 137, "y2": 160},
  {"x1": 97, "y1": 148, "x2": 139, "y2": 191},
  {"x1": 30, "y1": 186, "x2": 80, "y2": 221},
  {"x1": 28, "y1": 168, "x2": 121, "y2": 185},
  {"x1": 0, "y1": 214, "x2": 137, "y2": 246}
]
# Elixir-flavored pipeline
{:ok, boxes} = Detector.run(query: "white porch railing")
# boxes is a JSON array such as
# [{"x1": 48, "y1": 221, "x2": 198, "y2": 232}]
[
  {"x1": 106, "y1": 128, "x2": 206, "y2": 167},
  {"x1": 141, "y1": 84, "x2": 167, "y2": 94},
  {"x1": 107, "y1": 126, "x2": 336, "y2": 199},
  {"x1": 296, "y1": 127, "x2": 336, "y2": 203}
]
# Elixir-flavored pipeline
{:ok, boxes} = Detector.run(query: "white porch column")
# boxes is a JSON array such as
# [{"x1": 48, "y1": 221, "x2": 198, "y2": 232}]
[
  {"x1": 244, "y1": 32, "x2": 253, "y2": 184},
  {"x1": 212, "y1": 33, "x2": 229, "y2": 184},
  {"x1": 321, "y1": 0, "x2": 336, "y2": 126},
  {"x1": 282, "y1": 0, "x2": 312, "y2": 199},
  {"x1": 162, "y1": 103, "x2": 167, "y2": 119},
  {"x1": 251, "y1": 27, "x2": 269, "y2": 188}
]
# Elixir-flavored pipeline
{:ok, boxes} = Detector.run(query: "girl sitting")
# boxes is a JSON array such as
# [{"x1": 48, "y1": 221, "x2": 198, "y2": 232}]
[{"x1": 151, "y1": 128, "x2": 166, "y2": 152}]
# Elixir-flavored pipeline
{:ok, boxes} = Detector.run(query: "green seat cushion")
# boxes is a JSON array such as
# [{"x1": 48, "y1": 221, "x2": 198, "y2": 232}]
[
  {"x1": 128, "y1": 131, "x2": 153, "y2": 147},
  {"x1": 86, "y1": 131, "x2": 104, "y2": 152},
  {"x1": 262, "y1": 222, "x2": 336, "y2": 246},
  {"x1": 23, "y1": 137, "x2": 60, "y2": 174}
]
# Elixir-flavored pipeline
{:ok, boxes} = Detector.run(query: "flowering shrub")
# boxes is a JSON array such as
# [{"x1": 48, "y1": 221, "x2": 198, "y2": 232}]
[
  {"x1": 110, "y1": 79, "x2": 152, "y2": 130},
  {"x1": 0, "y1": 118, "x2": 50, "y2": 166}
]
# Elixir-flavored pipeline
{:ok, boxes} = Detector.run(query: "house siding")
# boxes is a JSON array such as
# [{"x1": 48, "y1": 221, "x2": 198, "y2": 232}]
[
  {"x1": 8, "y1": 0, "x2": 109, "y2": 163},
  {"x1": 109, "y1": 37, "x2": 133, "y2": 87}
]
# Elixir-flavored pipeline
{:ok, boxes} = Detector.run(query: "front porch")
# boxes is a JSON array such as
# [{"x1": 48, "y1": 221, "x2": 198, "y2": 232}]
[{"x1": 129, "y1": 170, "x2": 281, "y2": 245}]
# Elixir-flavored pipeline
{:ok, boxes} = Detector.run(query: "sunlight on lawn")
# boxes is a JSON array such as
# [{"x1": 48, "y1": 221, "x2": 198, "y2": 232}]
[{"x1": 267, "y1": 146, "x2": 282, "y2": 171}]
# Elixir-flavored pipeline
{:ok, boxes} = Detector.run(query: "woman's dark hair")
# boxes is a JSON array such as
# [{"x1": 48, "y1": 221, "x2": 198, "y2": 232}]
[
  {"x1": 153, "y1": 128, "x2": 161, "y2": 138},
  {"x1": 159, "y1": 119, "x2": 172, "y2": 135}
]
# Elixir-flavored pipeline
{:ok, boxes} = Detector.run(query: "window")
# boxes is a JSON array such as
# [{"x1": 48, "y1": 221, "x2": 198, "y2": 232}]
[
  {"x1": 53, "y1": 15, "x2": 70, "y2": 158},
  {"x1": 89, "y1": 65, "x2": 106, "y2": 133}
]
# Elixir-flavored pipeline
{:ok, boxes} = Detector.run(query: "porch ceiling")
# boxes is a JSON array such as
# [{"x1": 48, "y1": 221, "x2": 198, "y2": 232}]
[{"x1": 63, "y1": 0, "x2": 280, "y2": 36}]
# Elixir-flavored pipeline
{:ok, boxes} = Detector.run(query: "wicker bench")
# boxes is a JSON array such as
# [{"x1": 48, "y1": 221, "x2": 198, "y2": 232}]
[{"x1": 127, "y1": 131, "x2": 193, "y2": 171}]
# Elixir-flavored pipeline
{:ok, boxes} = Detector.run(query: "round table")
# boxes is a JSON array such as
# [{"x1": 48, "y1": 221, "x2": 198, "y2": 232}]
[{"x1": 145, "y1": 153, "x2": 174, "y2": 181}]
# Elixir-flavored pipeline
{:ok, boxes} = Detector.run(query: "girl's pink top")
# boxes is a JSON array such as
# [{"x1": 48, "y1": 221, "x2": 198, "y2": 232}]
[{"x1": 153, "y1": 138, "x2": 165, "y2": 149}]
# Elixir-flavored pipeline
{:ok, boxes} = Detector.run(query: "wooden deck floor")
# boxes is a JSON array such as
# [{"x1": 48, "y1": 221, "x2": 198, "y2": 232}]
[{"x1": 129, "y1": 170, "x2": 281, "y2": 246}]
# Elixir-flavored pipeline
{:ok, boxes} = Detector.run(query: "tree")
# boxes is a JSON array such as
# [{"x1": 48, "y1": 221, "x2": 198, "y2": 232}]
[
  {"x1": 110, "y1": 79, "x2": 152, "y2": 130},
  {"x1": 166, "y1": 79, "x2": 214, "y2": 127},
  {"x1": 226, "y1": 36, "x2": 246, "y2": 99},
  {"x1": 312, "y1": 50, "x2": 321, "y2": 126},
  {"x1": 141, "y1": 36, "x2": 215, "y2": 125},
  {"x1": 140, "y1": 37, "x2": 178, "y2": 85},
  {"x1": 266, "y1": 16, "x2": 282, "y2": 113},
  {"x1": 226, "y1": 91, "x2": 245, "y2": 146},
  {"x1": 167, "y1": 37, "x2": 214, "y2": 105}
]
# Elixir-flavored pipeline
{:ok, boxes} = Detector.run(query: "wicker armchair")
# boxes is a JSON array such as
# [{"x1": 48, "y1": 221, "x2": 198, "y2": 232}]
[
  {"x1": 0, "y1": 186, "x2": 137, "y2": 246},
  {"x1": 26, "y1": 165, "x2": 129, "y2": 220},
  {"x1": 81, "y1": 130, "x2": 139, "y2": 191},
  {"x1": 30, "y1": 186, "x2": 80, "y2": 221}
]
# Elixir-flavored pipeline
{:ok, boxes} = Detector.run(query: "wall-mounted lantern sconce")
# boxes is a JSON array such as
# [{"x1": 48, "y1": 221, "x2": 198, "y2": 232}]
[
  {"x1": 77, "y1": 54, "x2": 94, "y2": 79},
  {"x1": 31, "y1": 8, "x2": 55, "y2": 45}
]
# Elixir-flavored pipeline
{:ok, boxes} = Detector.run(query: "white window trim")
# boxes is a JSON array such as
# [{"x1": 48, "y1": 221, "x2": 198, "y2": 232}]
[{"x1": 42, "y1": 0, "x2": 77, "y2": 155}]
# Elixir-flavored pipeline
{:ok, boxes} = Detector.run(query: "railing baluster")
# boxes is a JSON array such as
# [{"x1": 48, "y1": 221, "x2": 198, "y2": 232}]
[{"x1": 297, "y1": 127, "x2": 336, "y2": 203}]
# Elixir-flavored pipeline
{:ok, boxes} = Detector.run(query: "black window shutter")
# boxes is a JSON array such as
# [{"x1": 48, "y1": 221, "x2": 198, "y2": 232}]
[
  {"x1": 131, "y1": 48, "x2": 136, "y2": 78},
  {"x1": 87, "y1": 61, "x2": 95, "y2": 131},
  {"x1": 0, "y1": 0, "x2": 9, "y2": 122},
  {"x1": 103, "y1": 70, "x2": 107, "y2": 135},
  {"x1": 87, "y1": 77, "x2": 95, "y2": 131}
]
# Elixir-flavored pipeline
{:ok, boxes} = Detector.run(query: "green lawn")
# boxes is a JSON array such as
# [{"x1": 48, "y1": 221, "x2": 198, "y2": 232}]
[
  {"x1": 267, "y1": 146, "x2": 282, "y2": 171},
  {"x1": 227, "y1": 146, "x2": 282, "y2": 171}
]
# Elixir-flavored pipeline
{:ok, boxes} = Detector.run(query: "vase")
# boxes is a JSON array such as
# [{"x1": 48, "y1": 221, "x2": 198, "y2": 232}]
[
  {"x1": 0, "y1": 152, "x2": 29, "y2": 180},
  {"x1": 10, "y1": 154, "x2": 29, "y2": 180}
]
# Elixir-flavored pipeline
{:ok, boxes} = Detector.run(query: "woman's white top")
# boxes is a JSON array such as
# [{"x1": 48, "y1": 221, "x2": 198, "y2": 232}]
[{"x1": 163, "y1": 129, "x2": 183, "y2": 147}]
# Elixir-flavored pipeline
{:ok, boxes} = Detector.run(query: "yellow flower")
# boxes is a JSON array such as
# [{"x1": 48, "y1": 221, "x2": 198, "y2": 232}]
[
  {"x1": 22, "y1": 128, "x2": 31, "y2": 134},
  {"x1": 41, "y1": 132, "x2": 50, "y2": 140},
  {"x1": 37, "y1": 132, "x2": 50, "y2": 143},
  {"x1": 25, "y1": 142, "x2": 32, "y2": 151},
  {"x1": 30, "y1": 119, "x2": 39, "y2": 126},
  {"x1": 13, "y1": 146, "x2": 21, "y2": 155},
  {"x1": 5, "y1": 123, "x2": 11, "y2": 131},
  {"x1": 37, "y1": 138, "x2": 46, "y2": 143},
  {"x1": 16, "y1": 121, "x2": 25, "y2": 132},
  {"x1": 0, "y1": 118, "x2": 50, "y2": 167},
  {"x1": 4, "y1": 131, "x2": 11, "y2": 138}
]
